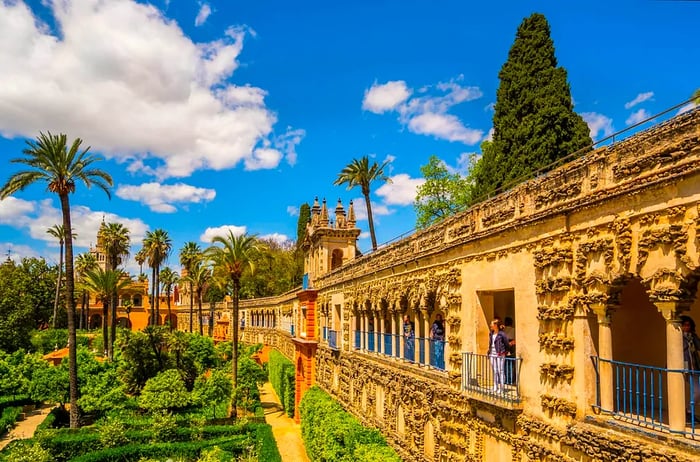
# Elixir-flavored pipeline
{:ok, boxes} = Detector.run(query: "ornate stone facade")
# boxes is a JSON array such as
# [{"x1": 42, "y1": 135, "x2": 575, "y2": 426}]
[{"x1": 234, "y1": 109, "x2": 700, "y2": 461}]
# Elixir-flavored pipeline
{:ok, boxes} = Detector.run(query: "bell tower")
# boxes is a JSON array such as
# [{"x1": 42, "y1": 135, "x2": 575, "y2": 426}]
[{"x1": 301, "y1": 197, "x2": 361, "y2": 288}]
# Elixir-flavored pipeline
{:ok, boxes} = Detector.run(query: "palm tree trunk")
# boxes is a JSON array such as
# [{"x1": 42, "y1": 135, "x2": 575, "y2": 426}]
[
  {"x1": 189, "y1": 282, "x2": 194, "y2": 333},
  {"x1": 363, "y1": 188, "x2": 378, "y2": 250},
  {"x1": 52, "y1": 242, "x2": 63, "y2": 328},
  {"x1": 150, "y1": 266, "x2": 157, "y2": 326},
  {"x1": 59, "y1": 193, "x2": 79, "y2": 429},
  {"x1": 231, "y1": 278, "x2": 240, "y2": 419},
  {"x1": 79, "y1": 291, "x2": 85, "y2": 330},
  {"x1": 155, "y1": 266, "x2": 160, "y2": 324},
  {"x1": 102, "y1": 300, "x2": 108, "y2": 356},
  {"x1": 209, "y1": 300, "x2": 215, "y2": 337},
  {"x1": 109, "y1": 296, "x2": 117, "y2": 360},
  {"x1": 198, "y1": 290, "x2": 203, "y2": 335},
  {"x1": 166, "y1": 290, "x2": 172, "y2": 331}
]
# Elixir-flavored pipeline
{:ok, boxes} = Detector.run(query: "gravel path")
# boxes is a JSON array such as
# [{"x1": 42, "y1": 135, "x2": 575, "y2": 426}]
[
  {"x1": 260, "y1": 382, "x2": 310, "y2": 462},
  {"x1": 0, "y1": 406, "x2": 52, "y2": 451}
]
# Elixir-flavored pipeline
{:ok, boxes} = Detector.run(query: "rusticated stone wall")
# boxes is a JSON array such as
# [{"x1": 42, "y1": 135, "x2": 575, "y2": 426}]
[{"x1": 240, "y1": 109, "x2": 700, "y2": 462}]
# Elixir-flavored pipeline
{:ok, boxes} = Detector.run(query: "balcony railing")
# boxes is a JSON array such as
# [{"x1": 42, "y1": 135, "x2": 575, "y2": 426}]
[
  {"x1": 354, "y1": 330, "x2": 361, "y2": 350},
  {"x1": 355, "y1": 331, "x2": 446, "y2": 370},
  {"x1": 592, "y1": 357, "x2": 700, "y2": 436},
  {"x1": 462, "y1": 352, "x2": 522, "y2": 404},
  {"x1": 328, "y1": 329, "x2": 338, "y2": 350}
]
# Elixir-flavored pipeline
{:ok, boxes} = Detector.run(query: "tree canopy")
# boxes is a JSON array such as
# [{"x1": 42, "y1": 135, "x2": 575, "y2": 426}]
[{"x1": 471, "y1": 13, "x2": 591, "y2": 199}]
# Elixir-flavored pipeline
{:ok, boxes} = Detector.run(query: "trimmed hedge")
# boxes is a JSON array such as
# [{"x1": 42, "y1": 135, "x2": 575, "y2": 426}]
[
  {"x1": 0, "y1": 406, "x2": 22, "y2": 435},
  {"x1": 255, "y1": 422, "x2": 282, "y2": 462},
  {"x1": 300, "y1": 386, "x2": 401, "y2": 462},
  {"x1": 0, "y1": 395, "x2": 31, "y2": 413},
  {"x1": 268, "y1": 350, "x2": 295, "y2": 418}
]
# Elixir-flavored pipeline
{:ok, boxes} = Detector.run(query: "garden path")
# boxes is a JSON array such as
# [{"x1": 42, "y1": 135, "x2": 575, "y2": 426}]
[
  {"x1": 0, "y1": 406, "x2": 52, "y2": 451},
  {"x1": 260, "y1": 382, "x2": 310, "y2": 462}
]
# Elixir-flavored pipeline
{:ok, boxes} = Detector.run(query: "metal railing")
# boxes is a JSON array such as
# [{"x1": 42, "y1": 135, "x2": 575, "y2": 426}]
[
  {"x1": 354, "y1": 330, "x2": 361, "y2": 350},
  {"x1": 592, "y1": 357, "x2": 700, "y2": 435},
  {"x1": 328, "y1": 329, "x2": 338, "y2": 350},
  {"x1": 462, "y1": 352, "x2": 522, "y2": 404}
]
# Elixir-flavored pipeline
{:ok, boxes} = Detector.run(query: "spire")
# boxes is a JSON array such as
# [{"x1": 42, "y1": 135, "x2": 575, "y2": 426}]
[
  {"x1": 320, "y1": 198, "x2": 329, "y2": 227},
  {"x1": 311, "y1": 196, "x2": 321, "y2": 226},
  {"x1": 334, "y1": 198, "x2": 346, "y2": 229},
  {"x1": 347, "y1": 200, "x2": 356, "y2": 227}
]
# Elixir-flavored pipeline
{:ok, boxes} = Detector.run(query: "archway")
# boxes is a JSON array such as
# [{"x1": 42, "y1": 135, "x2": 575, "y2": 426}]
[
  {"x1": 116, "y1": 317, "x2": 131, "y2": 329},
  {"x1": 89, "y1": 314, "x2": 102, "y2": 330}
]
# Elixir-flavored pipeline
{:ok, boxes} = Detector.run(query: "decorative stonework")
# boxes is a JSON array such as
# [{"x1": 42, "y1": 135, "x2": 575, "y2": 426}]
[
  {"x1": 539, "y1": 363, "x2": 575, "y2": 382},
  {"x1": 540, "y1": 394, "x2": 577, "y2": 418},
  {"x1": 538, "y1": 333, "x2": 574, "y2": 351}
]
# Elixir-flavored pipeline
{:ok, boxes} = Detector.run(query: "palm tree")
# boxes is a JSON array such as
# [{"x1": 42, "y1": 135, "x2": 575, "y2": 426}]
[
  {"x1": 46, "y1": 224, "x2": 76, "y2": 328},
  {"x1": 142, "y1": 229, "x2": 172, "y2": 326},
  {"x1": 0, "y1": 132, "x2": 112, "y2": 428},
  {"x1": 206, "y1": 274, "x2": 229, "y2": 337},
  {"x1": 75, "y1": 252, "x2": 97, "y2": 330},
  {"x1": 159, "y1": 267, "x2": 179, "y2": 330},
  {"x1": 179, "y1": 242, "x2": 202, "y2": 333},
  {"x1": 135, "y1": 248, "x2": 147, "y2": 276},
  {"x1": 183, "y1": 261, "x2": 211, "y2": 335},
  {"x1": 205, "y1": 231, "x2": 259, "y2": 417},
  {"x1": 334, "y1": 156, "x2": 391, "y2": 251},
  {"x1": 97, "y1": 222, "x2": 130, "y2": 358},
  {"x1": 79, "y1": 268, "x2": 132, "y2": 359}
]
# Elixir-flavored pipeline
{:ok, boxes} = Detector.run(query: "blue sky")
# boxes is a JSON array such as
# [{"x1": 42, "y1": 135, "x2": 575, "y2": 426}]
[{"x1": 0, "y1": 0, "x2": 698, "y2": 273}]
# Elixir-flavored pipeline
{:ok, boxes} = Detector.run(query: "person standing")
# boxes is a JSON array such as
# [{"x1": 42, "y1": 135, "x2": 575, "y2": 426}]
[
  {"x1": 403, "y1": 315, "x2": 415, "y2": 362},
  {"x1": 681, "y1": 315, "x2": 700, "y2": 424},
  {"x1": 430, "y1": 313, "x2": 446, "y2": 369},
  {"x1": 488, "y1": 319, "x2": 509, "y2": 393},
  {"x1": 503, "y1": 316, "x2": 516, "y2": 385}
]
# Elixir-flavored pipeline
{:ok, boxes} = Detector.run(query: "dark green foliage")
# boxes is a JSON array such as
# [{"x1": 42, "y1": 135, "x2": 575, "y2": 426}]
[
  {"x1": 192, "y1": 369, "x2": 233, "y2": 418},
  {"x1": 0, "y1": 258, "x2": 57, "y2": 352},
  {"x1": 300, "y1": 386, "x2": 401, "y2": 462},
  {"x1": 239, "y1": 237, "x2": 301, "y2": 298},
  {"x1": 472, "y1": 13, "x2": 591, "y2": 199},
  {"x1": 296, "y1": 202, "x2": 311, "y2": 247},
  {"x1": 255, "y1": 423, "x2": 282, "y2": 462},
  {"x1": 138, "y1": 370, "x2": 190, "y2": 412},
  {"x1": 116, "y1": 327, "x2": 170, "y2": 393},
  {"x1": 268, "y1": 350, "x2": 295, "y2": 417},
  {"x1": 234, "y1": 356, "x2": 267, "y2": 414},
  {"x1": 0, "y1": 406, "x2": 22, "y2": 434},
  {"x1": 30, "y1": 329, "x2": 90, "y2": 354},
  {"x1": 35, "y1": 406, "x2": 68, "y2": 433}
]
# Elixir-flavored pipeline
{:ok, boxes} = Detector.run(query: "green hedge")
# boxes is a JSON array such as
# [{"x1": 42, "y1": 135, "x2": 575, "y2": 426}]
[
  {"x1": 0, "y1": 395, "x2": 31, "y2": 413},
  {"x1": 300, "y1": 386, "x2": 401, "y2": 462},
  {"x1": 255, "y1": 422, "x2": 282, "y2": 462},
  {"x1": 267, "y1": 350, "x2": 295, "y2": 418},
  {"x1": 35, "y1": 406, "x2": 67, "y2": 433},
  {"x1": 0, "y1": 406, "x2": 22, "y2": 435},
  {"x1": 67, "y1": 436, "x2": 250, "y2": 462}
]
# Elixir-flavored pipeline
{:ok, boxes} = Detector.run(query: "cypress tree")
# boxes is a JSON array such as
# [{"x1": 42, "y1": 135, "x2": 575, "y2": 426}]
[
  {"x1": 296, "y1": 203, "x2": 311, "y2": 248},
  {"x1": 473, "y1": 13, "x2": 591, "y2": 198}
]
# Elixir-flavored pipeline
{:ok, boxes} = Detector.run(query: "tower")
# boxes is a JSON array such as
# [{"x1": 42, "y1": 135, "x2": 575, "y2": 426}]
[{"x1": 301, "y1": 197, "x2": 361, "y2": 288}]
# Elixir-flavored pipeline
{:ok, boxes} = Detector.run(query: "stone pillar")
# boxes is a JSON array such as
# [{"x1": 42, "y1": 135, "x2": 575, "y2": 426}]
[
  {"x1": 379, "y1": 314, "x2": 385, "y2": 354},
  {"x1": 591, "y1": 302, "x2": 614, "y2": 413},
  {"x1": 657, "y1": 301, "x2": 685, "y2": 433},
  {"x1": 423, "y1": 310, "x2": 430, "y2": 366}
]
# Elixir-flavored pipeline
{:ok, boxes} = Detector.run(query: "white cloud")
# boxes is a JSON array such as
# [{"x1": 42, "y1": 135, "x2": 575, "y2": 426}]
[
  {"x1": 677, "y1": 102, "x2": 698, "y2": 115},
  {"x1": 245, "y1": 148, "x2": 283, "y2": 170},
  {"x1": 0, "y1": 1, "x2": 301, "y2": 179},
  {"x1": 582, "y1": 112, "x2": 614, "y2": 139},
  {"x1": 375, "y1": 174, "x2": 425, "y2": 206},
  {"x1": 484, "y1": 102, "x2": 495, "y2": 112},
  {"x1": 351, "y1": 198, "x2": 392, "y2": 221},
  {"x1": 0, "y1": 196, "x2": 148, "y2": 250},
  {"x1": 194, "y1": 3, "x2": 212, "y2": 27},
  {"x1": 484, "y1": 127, "x2": 494, "y2": 142},
  {"x1": 624, "y1": 92, "x2": 654, "y2": 109},
  {"x1": 0, "y1": 242, "x2": 43, "y2": 263},
  {"x1": 0, "y1": 196, "x2": 35, "y2": 223},
  {"x1": 359, "y1": 231, "x2": 370, "y2": 240},
  {"x1": 116, "y1": 182, "x2": 216, "y2": 213},
  {"x1": 274, "y1": 128, "x2": 306, "y2": 166},
  {"x1": 407, "y1": 113, "x2": 483, "y2": 144},
  {"x1": 363, "y1": 76, "x2": 484, "y2": 145},
  {"x1": 626, "y1": 108, "x2": 651, "y2": 126},
  {"x1": 200, "y1": 225, "x2": 247, "y2": 243},
  {"x1": 362, "y1": 81, "x2": 412, "y2": 113},
  {"x1": 286, "y1": 205, "x2": 299, "y2": 216},
  {"x1": 259, "y1": 233, "x2": 291, "y2": 245}
]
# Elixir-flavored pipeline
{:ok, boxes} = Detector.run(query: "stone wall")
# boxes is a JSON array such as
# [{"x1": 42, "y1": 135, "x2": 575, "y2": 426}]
[{"x1": 241, "y1": 109, "x2": 700, "y2": 461}]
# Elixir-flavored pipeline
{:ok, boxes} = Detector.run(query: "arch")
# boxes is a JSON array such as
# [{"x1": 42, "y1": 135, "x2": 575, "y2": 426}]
[
  {"x1": 116, "y1": 317, "x2": 131, "y2": 329},
  {"x1": 396, "y1": 404, "x2": 405, "y2": 435},
  {"x1": 331, "y1": 248, "x2": 343, "y2": 270},
  {"x1": 89, "y1": 314, "x2": 102, "y2": 330},
  {"x1": 375, "y1": 385, "x2": 384, "y2": 421},
  {"x1": 423, "y1": 420, "x2": 435, "y2": 459},
  {"x1": 132, "y1": 295, "x2": 142, "y2": 307},
  {"x1": 165, "y1": 314, "x2": 178, "y2": 329}
]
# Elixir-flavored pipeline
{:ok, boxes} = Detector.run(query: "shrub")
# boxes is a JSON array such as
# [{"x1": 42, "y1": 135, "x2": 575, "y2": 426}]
[
  {"x1": 197, "y1": 446, "x2": 233, "y2": 462},
  {"x1": 1, "y1": 440, "x2": 52, "y2": 462},
  {"x1": 192, "y1": 369, "x2": 232, "y2": 419},
  {"x1": 254, "y1": 423, "x2": 282, "y2": 462},
  {"x1": 0, "y1": 406, "x2": 22, "y2": 435},
  {"x1": 139, "y1": 369, "x2": 190, "y2": 412},
  {"x1": 267, "y1": 350, "x2": 295, "y2": 418},
  {"x1": 98, "y1": 417, "x2": 128, "y2": 448},
  {"x1": 151, "y1": 411, "x2": 178, "y2": 443},
  {"x1": 300, "y1": 386, "x2": 401, "y2": 462}
]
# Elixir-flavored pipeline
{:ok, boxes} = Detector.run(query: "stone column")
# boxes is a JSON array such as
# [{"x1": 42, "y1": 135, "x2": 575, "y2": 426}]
[
  {"x1": 421, "y1": 309, "x2": 430, "y2": 366},
  {"x1": 657, "y1": 301, "x2": 685, "y2": 432},
  {"x1": 379, "y1": 314, "x2": 385, "y2": 354},
  {"x1": 591, "y1": 302, "x2": 614, "y2": 413}
]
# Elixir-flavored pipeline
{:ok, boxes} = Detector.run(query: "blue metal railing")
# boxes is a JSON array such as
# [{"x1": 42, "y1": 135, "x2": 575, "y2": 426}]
[
  {"x1": 404, "y1": 335, "x2": 415, "y2": 362},
  {"x1": 383, "y1": 333, "x2": 393, "y2": 356},
  {"x1": 429, "y1": 338, "x2": 446, "y2": 370},
  {"x1": 322, "y1": 326, "x2": 328, "y2": 341},
  {"x1": 290, "y1": 325, "x2": 295, "y2": 336},
  {"x1": 462, "y1": 352, "x2": 522, "y2": 404},
  {"x1": 354, "y1": 330, "x2": 361, "y2": 350},
  {"x1": 328, "y1": 329, "x2": 338, "y2": 349}
]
